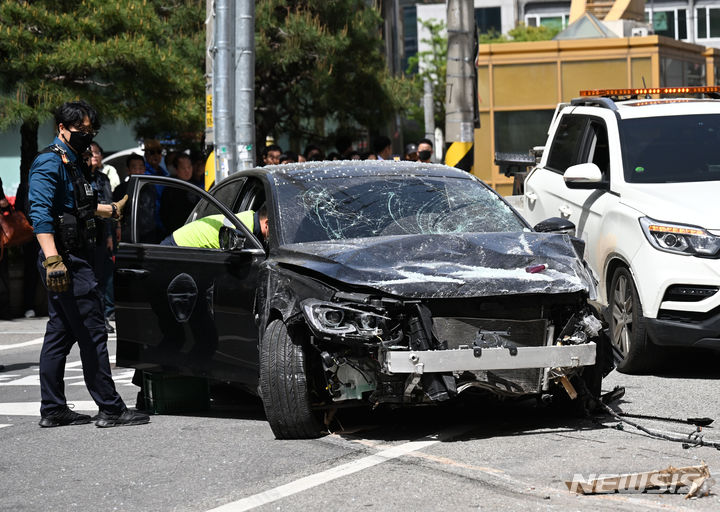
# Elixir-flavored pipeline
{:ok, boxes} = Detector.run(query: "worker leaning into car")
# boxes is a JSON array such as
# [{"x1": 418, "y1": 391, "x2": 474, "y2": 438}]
[{"x1": 160, "y1": 205, "x2": 268, "y2": 247}]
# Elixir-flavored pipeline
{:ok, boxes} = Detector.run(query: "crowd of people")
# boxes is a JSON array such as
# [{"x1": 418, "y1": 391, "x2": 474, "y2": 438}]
[{"x1": 259, "y1": 135, "x2": 435, "y2": 165}]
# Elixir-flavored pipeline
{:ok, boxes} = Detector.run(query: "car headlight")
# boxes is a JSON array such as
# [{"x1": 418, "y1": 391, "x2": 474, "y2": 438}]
[
  {"x1": 640, "y1": 217, "x2": 720, "y2": 257},
  {"x1": 301, "y1": 299, "x2": 387, "y2": 337}
]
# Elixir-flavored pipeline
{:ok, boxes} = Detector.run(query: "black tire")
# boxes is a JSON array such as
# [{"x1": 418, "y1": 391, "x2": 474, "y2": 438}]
[
  {"x1": 259, "y1": 319, "x2": 324, "y2": 439},
  {"x1": 608, "y1": 266, "x2": 655, "y2": 374}
]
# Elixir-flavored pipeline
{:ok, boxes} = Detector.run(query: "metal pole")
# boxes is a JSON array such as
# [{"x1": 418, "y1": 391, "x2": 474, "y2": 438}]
[
  {"x1": 444, "y1": 0, "x2": 475, "y2": 172},
  {"x1": 235, "y1": 0, "x2": 256, "y2": 170},
  {"x1": 423, "y1": 78, "x2": 435, "y2": 142},
  {"x1": 213, "y1": 0, "x2": 234, "y2": 182}
]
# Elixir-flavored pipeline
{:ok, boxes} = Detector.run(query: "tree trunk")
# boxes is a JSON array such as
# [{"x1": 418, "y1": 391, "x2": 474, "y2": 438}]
[{"x1": 14, "y1": 118, "x2": 39, "y2": 214}]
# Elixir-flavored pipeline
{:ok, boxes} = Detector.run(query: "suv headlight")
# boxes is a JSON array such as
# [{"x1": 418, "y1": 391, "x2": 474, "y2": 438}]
[
  {"x1": 640, "y1": 217, "x2": 720, "y2": 257},
  {"x1": 301, "y1": 299, "x2": 387, "y2": 337}
]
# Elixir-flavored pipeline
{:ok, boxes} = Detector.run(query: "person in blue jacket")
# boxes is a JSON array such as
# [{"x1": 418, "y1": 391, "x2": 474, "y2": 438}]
[{"x1": 28, "y1": 100, "x2": 149, "y2": 428}]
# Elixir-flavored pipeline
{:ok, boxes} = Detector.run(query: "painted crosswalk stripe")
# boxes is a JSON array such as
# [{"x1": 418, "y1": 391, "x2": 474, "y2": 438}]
[
  {"x1": 0, "y1": 401, "x2": 97, "y2": 416},
  {"x1": 0, "y1": 337, "x2": 44, "y2": 351},
  {"x1": 206, "y1": 424, "x2": 473, "y2": 512},
  {"x1": 0, "y1": 424, "x2": 11, "y2": 429}
]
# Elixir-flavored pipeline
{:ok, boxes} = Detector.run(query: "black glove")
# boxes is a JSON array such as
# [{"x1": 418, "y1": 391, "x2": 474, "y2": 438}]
[{"x1": 42, "y1": 255, "x2": 69, "y2": 293}]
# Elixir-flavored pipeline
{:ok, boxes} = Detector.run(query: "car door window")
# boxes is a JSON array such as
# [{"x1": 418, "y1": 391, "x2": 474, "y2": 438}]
[
  {"x1": 191, "y1": 177, "x2": 246, "y2": 220},
  {"x1": 127, "y1": 177, "x2": 255, "y2": 248},
  {"x1": 585, "y1": 120, "x2": 610, "y2": 178},
  {"x1": 546, "y1": 114, "x2": 587, "y2": 173}
]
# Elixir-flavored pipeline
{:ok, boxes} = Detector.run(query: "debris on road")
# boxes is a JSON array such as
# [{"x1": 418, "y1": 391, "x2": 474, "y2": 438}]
[{"x1": 565, "y1": 462, "x2": 714, "y2": 498}]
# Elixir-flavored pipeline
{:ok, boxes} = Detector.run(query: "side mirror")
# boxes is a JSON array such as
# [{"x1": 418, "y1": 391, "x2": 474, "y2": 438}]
[
  {"x1": 219, "y1": 226, "x2": 246, "y2": 251},
  {"x1": 533, "y1": 217, "x2": 576, "y2": 236},
  {"x1": 564, "y1": 163, "x2": 606, "y2": 189}
]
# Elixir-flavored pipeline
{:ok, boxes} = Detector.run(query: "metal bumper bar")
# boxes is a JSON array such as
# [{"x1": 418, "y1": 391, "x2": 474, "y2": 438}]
[{"x1": 383, "y1": 343, "x2": 596, "y2": 374}]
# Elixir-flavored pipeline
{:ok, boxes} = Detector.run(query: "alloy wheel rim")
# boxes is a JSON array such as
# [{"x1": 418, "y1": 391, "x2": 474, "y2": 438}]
[{"x1": 611, "y1": 274, "x2": 633, "y2": 357}]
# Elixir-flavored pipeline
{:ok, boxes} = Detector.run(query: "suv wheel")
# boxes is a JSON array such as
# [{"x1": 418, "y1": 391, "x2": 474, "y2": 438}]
[
  {"x1": 609, "y1": 267, "x2": 654, "y2": 374},
  {"x1": 259, "y1": 319, "x2": 324, "y2": 439}
]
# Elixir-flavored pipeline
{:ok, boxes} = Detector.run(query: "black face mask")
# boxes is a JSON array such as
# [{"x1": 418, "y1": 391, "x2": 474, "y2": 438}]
[
  {"x1": 418, "y1": 150, "x2": 432, "y2": 161},
  {"x1": 67, "y1": 131, "x2": 94, "y2": 155}
]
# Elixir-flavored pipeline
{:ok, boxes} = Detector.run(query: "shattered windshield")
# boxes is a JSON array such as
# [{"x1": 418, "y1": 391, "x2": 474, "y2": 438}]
[
  {"x1": 275, "y1": 174, "x2": 527, "y2": 244},
  {"x1": 621, "y1": 114, "x2": 720, "y2": 183}
]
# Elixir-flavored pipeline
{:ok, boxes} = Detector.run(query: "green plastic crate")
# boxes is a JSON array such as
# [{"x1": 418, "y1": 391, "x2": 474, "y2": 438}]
[{"x1": 142, "y1": 372, "x2": 210, "y2": 415}]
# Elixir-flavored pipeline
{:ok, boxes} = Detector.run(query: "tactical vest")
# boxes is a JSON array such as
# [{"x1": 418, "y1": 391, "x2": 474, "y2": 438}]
[{"x1": 40, "y1": 144, "x2": 98, "y2": 255}]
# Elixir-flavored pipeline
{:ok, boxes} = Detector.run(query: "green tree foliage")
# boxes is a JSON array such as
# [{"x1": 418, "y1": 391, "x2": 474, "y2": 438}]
[
  {"x1": 254, "y1": 0, "x2": 414, "y2": 149},
  {"x1": 478, "y1": 23, "x2": 560, "y2": 43},
  {"x1": 0, "y1": 0, "x2": 204, "y2": 183},
  {"x1": 405, "y1": 18, "x2": 446, "y2": 131}
]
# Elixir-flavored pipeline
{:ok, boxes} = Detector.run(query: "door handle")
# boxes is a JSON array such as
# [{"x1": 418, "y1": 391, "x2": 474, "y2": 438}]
[
  {"x1": 116, "y1": 268, "x2": 150, "y2": 278},
  {"x1": 558, "y1": 204, "x2": 572, "y2": 217},
  {"x1": 525, "y1": 191, "x2": 537, "y2": 203}
]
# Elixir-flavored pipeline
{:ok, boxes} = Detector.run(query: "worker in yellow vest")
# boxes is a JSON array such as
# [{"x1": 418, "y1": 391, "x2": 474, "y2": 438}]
[{"x1": 160, "y1": 205, "x2": 268, "y2": 248}]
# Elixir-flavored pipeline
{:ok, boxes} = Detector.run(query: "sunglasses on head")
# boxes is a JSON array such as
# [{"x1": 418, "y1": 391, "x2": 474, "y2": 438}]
[{"x1": 146, "y1": 149, "x2": 162, "y2": 155}]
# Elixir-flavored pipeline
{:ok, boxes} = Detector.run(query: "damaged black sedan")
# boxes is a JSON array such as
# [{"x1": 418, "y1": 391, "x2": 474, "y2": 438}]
[{"x1": 115, "y1": 161, "x2": 610, "y2": 439}]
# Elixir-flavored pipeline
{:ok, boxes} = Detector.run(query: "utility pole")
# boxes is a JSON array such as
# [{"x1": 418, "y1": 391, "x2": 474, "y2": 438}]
[
  {"x1": 235, "y1": 0, "x2": 256, "y2": 170},
  {"x1": 444, "y1": 0, "x2": 475, "y2": 172},
  {"x1": 211, "y1": 0, "x2": 256, "y2": 183},
  {"x1": 213, "y1": 0, "x2": 234, "y2": 183}
]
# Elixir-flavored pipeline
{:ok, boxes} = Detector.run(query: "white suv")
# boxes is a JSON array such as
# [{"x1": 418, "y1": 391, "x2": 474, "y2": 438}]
[{"x1": 522, "y1": 88, "x2": 720, "y2": 373}]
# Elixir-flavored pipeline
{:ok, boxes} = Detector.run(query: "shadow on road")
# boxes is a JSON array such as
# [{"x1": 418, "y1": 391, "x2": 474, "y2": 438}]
[
  {"x1": 0, "y1": 361, "x2": 39, "y2": 373},
  {"x1": 649, "y1": 348, "x2": 720, "y2": 379}
]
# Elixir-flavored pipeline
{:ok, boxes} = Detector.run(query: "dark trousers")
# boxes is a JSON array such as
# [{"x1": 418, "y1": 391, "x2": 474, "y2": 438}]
[{"x1": 37, "y1": 252, "x2": 125, "y2": 416}]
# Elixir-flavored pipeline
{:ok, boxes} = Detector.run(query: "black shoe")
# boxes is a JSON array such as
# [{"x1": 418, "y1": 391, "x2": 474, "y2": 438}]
[
  {"x1": 39, "y1": 407, "x2": 92, "y2": 428},
  {"x1": 105, "y1": 318, "x2": 115, "y2": 334},
  {"x1": 95, "y1": 408, "x2": 150, "y2": 428}
]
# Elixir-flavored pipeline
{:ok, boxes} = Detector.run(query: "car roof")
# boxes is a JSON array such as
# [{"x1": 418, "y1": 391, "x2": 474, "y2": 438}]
[{"x1": 219, "y1": 160, "x2": 479, "y2": 185}]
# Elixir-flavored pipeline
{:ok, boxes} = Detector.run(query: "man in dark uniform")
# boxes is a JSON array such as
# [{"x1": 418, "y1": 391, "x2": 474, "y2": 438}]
[{"x1": 28, "y1": 100, "x2": 149, "y2": 428}]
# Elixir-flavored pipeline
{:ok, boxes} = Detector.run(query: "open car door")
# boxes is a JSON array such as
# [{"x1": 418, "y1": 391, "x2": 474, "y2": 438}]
[{"x1": 114, "y1": 175, "x2": 265, "y2": 392}]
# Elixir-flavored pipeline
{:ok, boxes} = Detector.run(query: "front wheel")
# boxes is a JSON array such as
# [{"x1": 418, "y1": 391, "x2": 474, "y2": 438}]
[
  {"x1": 608, "y1": 267, "x2": 655, "y2": 374},
  {"x1": 259, "y1": 319, "x2": 324, "y2": 439}
]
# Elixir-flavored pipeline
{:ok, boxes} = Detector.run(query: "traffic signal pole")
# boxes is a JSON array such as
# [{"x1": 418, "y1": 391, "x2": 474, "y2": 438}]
[{"x1": 211, "y1": 0, "x2": 255, "y2": 183}]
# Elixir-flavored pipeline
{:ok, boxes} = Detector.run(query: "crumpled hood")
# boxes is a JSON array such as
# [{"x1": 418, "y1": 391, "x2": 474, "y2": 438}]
[
  {"x1": 620, "y1": 183, "x2": 720, "y2": 231},
  {"x1": 275, "y1": 232, "x2": 596, "y2": 299}
]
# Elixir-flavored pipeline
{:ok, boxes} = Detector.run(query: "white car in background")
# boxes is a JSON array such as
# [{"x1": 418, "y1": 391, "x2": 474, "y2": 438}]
[{"x1": 522, "y1": 87, "x2": 720, "y2": 373}]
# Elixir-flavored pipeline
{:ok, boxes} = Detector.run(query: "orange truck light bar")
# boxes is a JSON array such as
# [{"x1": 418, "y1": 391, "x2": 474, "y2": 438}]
[{"x1": 580, "y1": 86, "x2": 720, "y2": 96}]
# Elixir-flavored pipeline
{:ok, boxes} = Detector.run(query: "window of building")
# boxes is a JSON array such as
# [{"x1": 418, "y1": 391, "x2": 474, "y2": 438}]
[
  {"x1": 525, "y1": 14, "x2": 569, "y2": 30},
  {"x1": 402, "y1": 5, "x2": 417, "y2": 73},
  {"x1": 474, "y1": 7, "x2": 501, "y2": 34},
  {"x1": 646, "y1": 9, "x2": 687, "y2": 40},
  {"x1": 697, "y1": 7, "x2": 720, "y2": 38}
]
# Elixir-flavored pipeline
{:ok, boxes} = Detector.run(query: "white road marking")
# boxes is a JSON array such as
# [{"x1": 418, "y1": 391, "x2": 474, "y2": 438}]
[
  {"x1": 207, "y1": 425, "x2": 473, "y2": 512},
  {"x1": 0, "y1": 424, "x2": 11, "y2": 429},
  {"x1": 0, "y1": 401, "x2": 97, "y2": 416},
  {"x1": 0, "y1": 337, "x2": 44, "y2": 351}
]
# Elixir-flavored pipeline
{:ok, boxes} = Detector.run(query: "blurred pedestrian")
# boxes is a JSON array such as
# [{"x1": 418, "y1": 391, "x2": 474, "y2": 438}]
[
  {"x1": 114, "y1": 154, "x2": 161, "y2": 243},
  {"x1": 262, "y1": 144, "x2": 282, "y2": 166},
  {"x1": 372, "y1": 136, "x2": 392, "y2": 160},
  {"x1": 160, "y1": 154, "x2": 199, "y2": 233},
  {"x1": 143, "y1": 139, "x2": 169, "y2": 177},
  {"x1": 279, "y1": 151, "x2": 298, "y2": 164},
  {"x1": 87, "y1": 143, "x2": 115, "y2": 334},
  {"x1": 418, "y1": 138, "x2": 434, "y2": 163},
  {"x1": 89, "y1": 142, "x2": 120, "y2": 192},
  {"x1": 404, "y1": 143, "x2": 418, "y2": 162},
  {"x1": 28, "y1": 99, "x2": 148, "y2": 428},
  {"x1": 304, "y1": 144, "x2": 324, "y2": 161},
  {"x1": 0, "y1": 177, "x2": 11, "y2": 319},
  {"x1": 360, "y1": 151, "x2": 377, "y2": 160},
  {"x1": 12, "y1": 180, "x2": 41, "y2": 318},
  {"x1": 190, "y1": 150, "x2": 206, "y2": 189}
]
